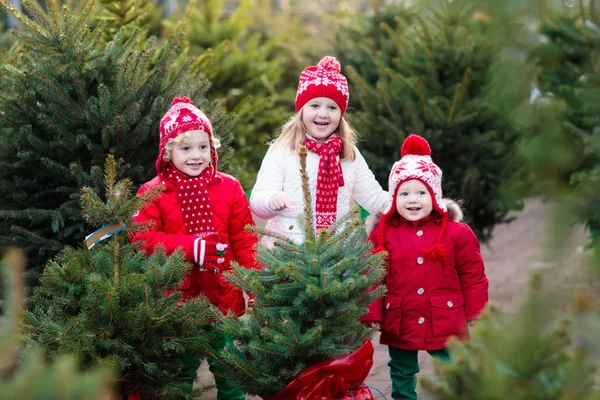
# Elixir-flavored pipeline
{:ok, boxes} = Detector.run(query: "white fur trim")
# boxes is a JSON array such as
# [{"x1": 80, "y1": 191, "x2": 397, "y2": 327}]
[{"x1": 199, "y1": 239, "x2": 206, "y2": 266}]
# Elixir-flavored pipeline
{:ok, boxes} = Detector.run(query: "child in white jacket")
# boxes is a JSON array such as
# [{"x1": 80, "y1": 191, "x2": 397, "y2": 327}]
[{"x1": 250, "y1": 56, "x2": 390, "y2": 246}]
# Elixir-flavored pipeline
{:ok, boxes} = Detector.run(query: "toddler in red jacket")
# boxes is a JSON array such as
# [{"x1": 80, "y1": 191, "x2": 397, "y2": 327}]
[
  {"x1": 131, "y1": 96, "x2": 256, "y2": 400},
  {"x1": 363, "y1": 134, "x2": 489, "y2": 400}
]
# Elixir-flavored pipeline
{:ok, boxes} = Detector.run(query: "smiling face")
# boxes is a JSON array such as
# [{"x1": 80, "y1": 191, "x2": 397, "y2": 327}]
[
  {"x1": 170, "y1": 129, "x2": 211, "y2": 177},
  {"x1": 301, "y1": 97, "x2": 342, "y2": 143},
  {"x1": 395, "y1": 179, "x2": 433, "y2": 221}
]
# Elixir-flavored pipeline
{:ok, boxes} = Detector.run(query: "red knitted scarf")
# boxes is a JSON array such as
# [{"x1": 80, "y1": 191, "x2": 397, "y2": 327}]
[
  {"x1": 303, "y1": 135, "x2": 345, "y2": 232},
  {"x1": 163, "y1": 164, "x2": 216, "y2": 238}
]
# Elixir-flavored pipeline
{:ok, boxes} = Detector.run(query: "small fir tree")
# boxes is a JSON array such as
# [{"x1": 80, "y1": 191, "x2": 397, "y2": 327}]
[
  {"x1": 336, "y1": 0, "x2": 523, "y2": 242},
  {"x1": 210, "y1": 147, "x2": 387, "y2": 397},
  {"x1": 0, "y1": 0, "x2": 235, "y2": 281},
  {"x1": 22, "y1": 156, "x2": 214, "y2": 399},
  {"x1": 1, "y1": 249, "x2": 114, "y2": 400}
]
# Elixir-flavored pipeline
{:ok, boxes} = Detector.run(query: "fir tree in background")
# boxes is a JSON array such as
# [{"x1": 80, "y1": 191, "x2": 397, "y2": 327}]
[
  {"x1": 336, "y1": 0, "x2": 523, "y2": 242},
  {"x1": 1, "y1": 249, "x2": 114, "y2": 399},
  {"x1": 419, "y1": 1, "x2": 600, "y2": 398},
  {"x1": 0, "y1": 0, "x2": 235, "y2": 281},
  {"x1": 210, "y1": 147, "x2": 386, "y2": 398},
  {"x1": 528, "y1": 4, "x2": 600, "y2": 249},
  {"x1": 22, "y1": 156, "x2": 214, "y2": 399},
  {"x1": 93, "y1": 0, "x2": 163, "y2": 39},
  {"x1": 162, "y1": 0, "x2": 324, "y2": 188}
]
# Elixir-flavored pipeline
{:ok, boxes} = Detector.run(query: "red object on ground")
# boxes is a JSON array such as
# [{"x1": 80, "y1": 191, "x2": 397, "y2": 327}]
[{"x1": 262, "y1": 340, "x2": 375, "y2": 400}]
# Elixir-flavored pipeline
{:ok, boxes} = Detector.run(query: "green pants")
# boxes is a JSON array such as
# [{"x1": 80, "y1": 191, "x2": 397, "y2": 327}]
[
  {"x1": 388, "y1": 347, "x2": 450, "y2": 400},
  {"x1": 178, "y1": 331, "x2": 245, "y2": 400}
]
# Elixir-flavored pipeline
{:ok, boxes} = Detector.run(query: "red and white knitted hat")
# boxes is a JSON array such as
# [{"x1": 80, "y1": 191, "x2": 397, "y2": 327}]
[
  {"x1": 384, "y1": 134, "x2": 447, "y2": 216},
  {"x1": 295, "y1": 56, "x2": 349, "y2": 115},
  {"x1": 377, "y1": 134, "x2": 449, "y2": 261},
  {"x1": 156, "y1": 96, "x2": 216, "y2": 174}
]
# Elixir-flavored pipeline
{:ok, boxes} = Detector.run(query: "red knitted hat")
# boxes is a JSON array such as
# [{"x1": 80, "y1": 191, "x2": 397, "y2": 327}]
[
  {"x1": 295, "y1": 56, "x2": 349, "y2": 115},
  {"x1": 384, "y1": 134, "x2": 447, "y2": 216},
  {"x1": 377, "y1": 134, "x2": 449, "y2": 261},
  {"x1": 156, "y1": 96, "x2": 217, "y2": 174}
]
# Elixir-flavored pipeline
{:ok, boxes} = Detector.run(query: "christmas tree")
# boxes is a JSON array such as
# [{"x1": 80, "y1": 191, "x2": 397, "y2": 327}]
[
  {"x1": 528, "y1": 3, "x2": 600, "y2": 251},
  {"x1": 0, "y1": 0, "x2": 235, "y2": 281},
  {"x1": 161, "y1": 0, "x2": 321, "y2": 188},
  {"x1": 22, "y1": 155, "x2": 215, "y2": 399},
  {"x1": 209, "y1": 147, "x2": 387, "y2": 398},
  {"x1": 335, "y1": 0, "x2": 523, "y2": 242},
  {"x1": 92, "y1": 0, "x2": 163, "y2": 40},
  {"x1": 419, "y1": 1, "x2": 600, "y2": 398},
  {"x1": 1, "y1": 249, "x2": 114, "y2": 399}
]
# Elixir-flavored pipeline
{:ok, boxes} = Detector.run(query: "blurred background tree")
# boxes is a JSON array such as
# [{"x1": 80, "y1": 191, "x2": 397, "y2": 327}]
[
  {"x1": 1, "y1": 249, "x2": 114, "y2": 399},
  {"x1": 159, "y1": 0, "x2": 329, "y2": 188},
  {"x1": 335, "y1": 0, "x2": 524, "y2": 242},
  {"x1": 528, "y1": 1, "x2": 600, "y2": 250},
  {"x1": 419, "y1": 0, "x2": 600, "y2": 397}
]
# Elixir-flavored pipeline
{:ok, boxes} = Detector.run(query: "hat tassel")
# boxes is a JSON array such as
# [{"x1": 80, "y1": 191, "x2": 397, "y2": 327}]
[
  {"x1": 425, "y1": 215, "x2": 448, "y2": 261},
  {"x1": 425, "y1": 242, "x2": 447, "y2": 261}
]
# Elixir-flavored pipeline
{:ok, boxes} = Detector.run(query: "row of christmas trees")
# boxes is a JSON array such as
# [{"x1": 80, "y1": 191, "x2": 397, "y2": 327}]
[
  {"x1": 2, "y1": 0, "x2": 598, "y2": 285},
  {"x1": 0, "y1": 0, "x2": 599, "y2": 398}
]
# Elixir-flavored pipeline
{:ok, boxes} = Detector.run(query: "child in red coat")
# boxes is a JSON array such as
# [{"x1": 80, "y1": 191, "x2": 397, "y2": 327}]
[
  {"x1": 363, "y1": 134, "x2": 489, "y2": 400},
  {"x1": 132, "y1": 96, "x2": 256, "y2": 399}
]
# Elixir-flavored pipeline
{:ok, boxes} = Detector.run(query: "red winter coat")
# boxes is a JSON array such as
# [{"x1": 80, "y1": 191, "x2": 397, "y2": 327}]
[
  {"x1": 131, "y1": 172, "x2": 258, "y2": 316},
  {"x1": 363, "y1": 214, "x2": 488, "y2": 350}
]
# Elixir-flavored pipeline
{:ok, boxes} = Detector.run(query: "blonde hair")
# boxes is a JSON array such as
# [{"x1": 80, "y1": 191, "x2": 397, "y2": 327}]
[
  {"x1": 163, "y1": 129, "x2": 221, "y2": 163},
  {"x1": 270, "y1": 110, "x2": 357, "y2": 161}
]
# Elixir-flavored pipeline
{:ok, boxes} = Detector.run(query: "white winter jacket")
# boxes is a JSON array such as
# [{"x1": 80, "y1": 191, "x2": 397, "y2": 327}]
[{"x1": 250, "y1": 141, "x2": 390, "y2": 246}]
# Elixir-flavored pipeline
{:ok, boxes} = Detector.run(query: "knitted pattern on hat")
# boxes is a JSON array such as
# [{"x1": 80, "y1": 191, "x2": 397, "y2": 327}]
[
  {"x1": 376, "y1": 134, "x2": 449, "y2": 261},
  {"x1": 295, "y1": 56, "x2": 349, "y2": 115},
  {"x1": 385, "y1": 134, "x2": 447, "y2": 216},
  {"x1": 156, "y1": 96, "x2": 217, "y2": 175}
]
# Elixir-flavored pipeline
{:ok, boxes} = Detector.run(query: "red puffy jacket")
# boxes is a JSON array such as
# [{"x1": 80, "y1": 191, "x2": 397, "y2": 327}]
[
  {"x1": 364, "y1": 215, "x2": 488, "y2": 350},
  {"x1": 131, "y1": 172, "x2": 258, "y2": 316}
]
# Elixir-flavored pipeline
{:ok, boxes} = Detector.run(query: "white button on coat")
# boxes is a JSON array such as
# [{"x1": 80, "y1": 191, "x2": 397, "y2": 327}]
[
  {"x1": 418, "y1": 317, "x2": 425, "y2": 324},
  {"x1": 416, "y1": 230, "x2": 423, "y2": 237},
  {"x1": 417, "y1": 257, "x2": 424, "y2": 264},
  {"x1": 417, "y1": 288, "x2": 424, "y2": 295},
  {"x1": 386, "y1": 302, "x2": 391, "y2": 309},
  {"x1": 447, "y1": 301, "x2": 454, "y2": 308}
]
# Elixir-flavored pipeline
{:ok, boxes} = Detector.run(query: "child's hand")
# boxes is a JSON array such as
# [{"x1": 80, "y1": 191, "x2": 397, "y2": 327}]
[
  {"x1": 364, "y1": 321, "x2": 380, "y2": 329},
  {"x1": 194, "y1": 234, "x2": 228, "y2": 267},
  {"x1": 467, "y1": 319, "x2": 477, "y2": 327},
  {"x1": 268, "y1": 192, "x2": 292, "y2": 211}
]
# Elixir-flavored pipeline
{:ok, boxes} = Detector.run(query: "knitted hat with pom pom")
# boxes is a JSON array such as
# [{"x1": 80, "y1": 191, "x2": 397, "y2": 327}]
[
  {"x1": 376, "y1": 134, "x2": 449, "y2": 261},
  {"x1": 295, "y1": 56, "x2": 349, "y2": 115},
  {"x1": 156, "y1": 96, "x2": 217, "y2": 175}
]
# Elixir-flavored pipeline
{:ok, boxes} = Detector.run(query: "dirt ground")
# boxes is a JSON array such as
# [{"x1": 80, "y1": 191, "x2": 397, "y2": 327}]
[{"x1": 196, "y1": 196, "x2": 595, "y2": 400}]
